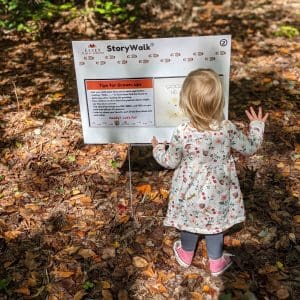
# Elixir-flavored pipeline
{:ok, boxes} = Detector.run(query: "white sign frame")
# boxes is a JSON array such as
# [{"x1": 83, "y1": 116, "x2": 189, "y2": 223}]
[{"x1": 72, "y1": 35, "x2": 231, "y2": 144}]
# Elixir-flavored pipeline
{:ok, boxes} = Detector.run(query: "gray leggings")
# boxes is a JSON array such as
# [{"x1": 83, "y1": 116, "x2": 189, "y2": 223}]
[{"x1": 180, "y1": 230, "x2": 223, "y2": 259}]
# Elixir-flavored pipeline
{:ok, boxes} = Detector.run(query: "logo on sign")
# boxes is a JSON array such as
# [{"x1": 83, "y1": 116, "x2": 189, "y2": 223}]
[{"x1": 81, "y1": 44, "x2": 102, "y2": 54}]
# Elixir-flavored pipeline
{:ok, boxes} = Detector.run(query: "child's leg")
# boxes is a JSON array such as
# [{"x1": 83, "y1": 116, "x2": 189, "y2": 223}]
[
  {"x1": 180, "y1": 230, "x2": 199, "y2": 252},
  {"x1": 173, "y1": 231, "x2": 198, "y2": 267},
  {"x1": 205, "y1": 232, "x2": 223, "y2": 259},
  {"x1": 205, "y1": 232, "x2": 232, "y2": 276}
]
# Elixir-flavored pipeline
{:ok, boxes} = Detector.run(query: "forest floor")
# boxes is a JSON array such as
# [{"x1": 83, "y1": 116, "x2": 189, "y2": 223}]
[{"x1": 0, "y1": 0, "x2": 300, "y2": 299}]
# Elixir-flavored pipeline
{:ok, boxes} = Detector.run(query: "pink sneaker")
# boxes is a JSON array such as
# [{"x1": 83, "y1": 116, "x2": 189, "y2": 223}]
[
  {"x1": 173, "y1": 240, "x2": 194, "y2": 268},
  {"x1": 209, "y1": 253, "x2": 233, "y2": 276}
]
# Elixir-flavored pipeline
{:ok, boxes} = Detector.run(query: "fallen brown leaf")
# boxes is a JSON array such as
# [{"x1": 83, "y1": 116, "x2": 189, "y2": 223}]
[
  {"x1": 159, "y1": 188, "x2": 169, "y2": 200},
  {"x1": 202, "y1": 285, "x2": 211, "y2": 293},
  {"x1": 186, "y1": 273, "x2": 201, "y2": 279},
  {"x1": 190, "y1": 291, "x2": 203, "y2": 300},
  {"x1": 78, "y1": 248, "x2": 96, "y2": 259},
  {"x1": 101, "y1": 280, "x2": 111, "y2": 289},
  {"x1": 102, "y1": 289, "x2": 113, "y2": 300},
  {"x1": 157, "y1": 270, "x2": 175, "y2": 283},
  {"x1": 294, "y1": 215, "x2": 300, "y2": 223},
  {"x1": 73, "y1": 290, "x2": 86, "y2": 300},
  {"x1": 4, "y1": 230, "x2": 22, "y2": 241},
  {"x1": 62, "y1": 246, "x2": 80, "y2": 255},
  {"x1": 230, "y1": 278, "x2": 249, "y2": 291},
  {"x1": 148, "y1": 282, "x2": 167, "y2": 294},
  {"x1": 102, "y1": 248, "x2": 116, "y2": 260},
  {"x1": 258, "y1": 265, "x2": 278, "y2": 274},
  {"x1": 143, "y1": 264, "x2": 156, "y2": 277},
  {"x1": 132, "y1": 256, "x2": 148, "y2": 268},
  {"x1": 51, "y1": 270, "x2": 74, "y2": 278},
  {"x1": 277, "y1": 287, "x2": 289, "y2": 299},
  {"x1": 136, "y1": 184, "x2": 151, "y2": 194},
  {"x1": 14, "y1": 287, "x2": 30, "y2": 296},
  {"x1": 118, "y1": 289, "x2": 128, "y2": 300}
]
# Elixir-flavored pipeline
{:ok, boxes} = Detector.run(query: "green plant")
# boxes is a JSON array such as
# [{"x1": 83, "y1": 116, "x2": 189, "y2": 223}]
[
  {"x1": 110, "y1": 159, "x2": 119, "y2": 168},
  {"x1": 92, "y1": 0, "x2": 143, "y2": 22},
  {"x1": 0, "y1": 0, "x2": 145, "y2": 34},
  {"x1": 67, "y1": 155, "x2": 76, "y2": 162},
  {"x1": 0, "y1": 278, "x2": 9, "y2": 291},
  {"x1": 275, "y1": 25, "x2": 299, "y2": 38},
  {"x1": 83, "y1": 280, "x2": 94, "y2": 291},
  {"x1": 218, "y1": 294, "x2": 232, "y2": 300},
  {"x1": 0, "y1": 0, "x2": 76, "y2": 33}
]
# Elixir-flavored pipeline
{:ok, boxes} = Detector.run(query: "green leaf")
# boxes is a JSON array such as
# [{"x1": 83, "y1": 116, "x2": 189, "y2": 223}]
[
  {"x1": 15, "y1": 141, "x2": 22, "y2": 148},
  {"x1": 95, "y1": 8, "x2": 106, "y2": 14},
  {"x1": 59, "y1": 3, "x2": 73, "y2": 10},
  {"x1": 276, "y1": 261, "x2": 285, "y2": 271},
  {"x1": 219, "y1": 294, "x2": 232, "y2": 300},
  {"x1": 17, "y1": 23, "x2": 24, "y2": 31},
  {"x1": 83, "y1": 280, "x2": 94, "y2": 291},
  {"x1": 8, "y1": 3, "x2": 17, "y2": 11},
  {"x1": 110, "y1": 160, "x2": 118, "y2": 168},
  {"x1": 105, "y1": 2, "x2": 114, "y2": 10},
  {"x1": 68, "y1": 155, "x2": 76, "y2": 162},
  {"x1": 243, "y1": 291, "x2": 258, "y2": 300},
  {"x1": 0, "y1": 278, "x2": 9, "y2": 291},
  {"x1": 129, "y1": 16, "x2": 136, "y2": 22},
  {"x1": 275, "y1": 25, "x2": 299, "y2": 38},
  {"x1": 56, "y1": 187, "x2": 64, "y2": 194}
]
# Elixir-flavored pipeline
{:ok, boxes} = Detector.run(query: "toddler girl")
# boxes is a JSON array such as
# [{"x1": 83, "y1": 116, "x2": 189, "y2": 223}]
[{"x1": 151, "y1": 69, "x2": 268, "y2": 276}]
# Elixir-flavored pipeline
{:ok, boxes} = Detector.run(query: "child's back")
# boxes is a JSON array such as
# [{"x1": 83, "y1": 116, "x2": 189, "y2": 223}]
[{"x1": 154, "y1": 118, "x2": 265, "y2": 235}]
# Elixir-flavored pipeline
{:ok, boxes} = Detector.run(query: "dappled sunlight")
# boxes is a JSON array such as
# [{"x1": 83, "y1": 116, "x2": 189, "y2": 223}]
[{"x1": 0, "y1": 0, "x2": 299, "y2": 298}]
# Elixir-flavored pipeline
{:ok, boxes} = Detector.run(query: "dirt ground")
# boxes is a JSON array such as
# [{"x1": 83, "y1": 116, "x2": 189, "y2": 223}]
[{"x1": 0, "y1": 0, "x2": 299, "y2": 299}]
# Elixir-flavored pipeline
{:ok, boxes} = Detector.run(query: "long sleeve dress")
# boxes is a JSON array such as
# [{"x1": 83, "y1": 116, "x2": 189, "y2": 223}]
[{"x1": 153, "y1": 120, "x2": 265, "y2": 234}]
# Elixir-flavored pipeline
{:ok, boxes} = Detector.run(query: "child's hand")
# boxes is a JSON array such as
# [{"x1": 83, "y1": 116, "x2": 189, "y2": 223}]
[
  {"x1": 151, "y1": 136, "x2": 159, "y2": 148},
  {"x1": 245, "y1": 106, "x2": 269, "y2": 123}
]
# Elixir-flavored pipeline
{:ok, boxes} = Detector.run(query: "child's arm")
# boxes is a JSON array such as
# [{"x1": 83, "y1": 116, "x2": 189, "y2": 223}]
[
  {"x1": 151, "y1": 127, "x2": 182, "y2": 169},
  {"x1": 229, "y1": 107, "x2": 269, "y2": 155}
]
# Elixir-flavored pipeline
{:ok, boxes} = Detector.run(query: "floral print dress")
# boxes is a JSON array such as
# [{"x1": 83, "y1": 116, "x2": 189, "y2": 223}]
[{"x1": 153, "y1": 120, "x2": 265, "y2": 234}]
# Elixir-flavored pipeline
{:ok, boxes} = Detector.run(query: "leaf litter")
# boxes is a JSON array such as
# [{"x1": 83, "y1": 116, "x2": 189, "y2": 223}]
[{"x1": 0, "y1": 0, "x2": 299, "y2": 299}]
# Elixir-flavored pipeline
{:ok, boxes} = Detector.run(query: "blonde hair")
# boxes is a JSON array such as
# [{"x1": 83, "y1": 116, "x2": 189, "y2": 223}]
[{"x1": 179, "y1": 68, "x2": 224, "y2": 131}]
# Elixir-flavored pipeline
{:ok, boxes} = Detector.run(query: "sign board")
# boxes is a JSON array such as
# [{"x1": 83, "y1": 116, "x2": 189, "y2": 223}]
[{"x1": 72, "y1": 35, "x2": 231, "y2": 143}]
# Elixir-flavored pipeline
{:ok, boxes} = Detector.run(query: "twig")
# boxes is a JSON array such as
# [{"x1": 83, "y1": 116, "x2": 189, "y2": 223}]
[
  {"x1": 28, "y1": 139, "x2": 51, "y2": 151},
  {"x1": 128, "y1": 145, "x2": 139, "y2": 225},
  {"x1": 138, "y1": 215, "x2": 164, "y2": 219},
  {"x1": 72, "y1": 155, "x2": 103, "y2": 176},
  {"x1": 12, "y1": 81, "x2": 20, "y2": 112},
  {"x1": 140, "y1": 193, "x2": 147, "y2": 203},
  {"x1": 45, "y1": 268, "x2": 49, "y2": 284},
  {"x1": 54, "y1": 116, "x2": 81, "y2": 125}
]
